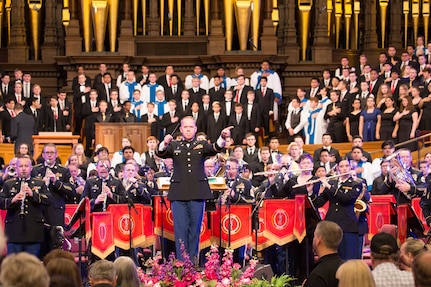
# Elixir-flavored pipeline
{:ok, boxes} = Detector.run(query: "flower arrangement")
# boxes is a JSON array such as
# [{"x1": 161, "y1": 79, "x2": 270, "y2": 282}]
[{"x1": 137, "y1": 243, "x2": 295, "y2": 287}]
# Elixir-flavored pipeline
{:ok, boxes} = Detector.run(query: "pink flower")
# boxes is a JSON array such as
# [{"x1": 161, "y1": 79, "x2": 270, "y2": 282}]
[
  {"x1": 221, "y1": 277, "x2": 231, "y2": 286},
  {"x1": 232, "y1": 263, "x2": 241, "y2": 270},
  {"x1": 175, "y1": 261, "x2": 184, "y2": 268}
]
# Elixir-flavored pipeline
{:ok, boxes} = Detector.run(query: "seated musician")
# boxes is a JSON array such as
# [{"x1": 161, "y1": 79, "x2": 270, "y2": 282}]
[
  {"x1": 122, "y1": 161, "x2": 151, "y2": 204},
  {"x1": 379, "y1": 149, "x2": 420, "y2": 204}
]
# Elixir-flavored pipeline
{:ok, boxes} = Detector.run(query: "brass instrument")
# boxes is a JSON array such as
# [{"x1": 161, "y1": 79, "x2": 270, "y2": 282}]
[
  {"x1": 102, "y1": 179, "x2": 107, "y2": 211},
  {"x1": 386, "y1": 151, "x2": 416, "y2": 187},
  {"x1": 6, "y1": 166, "x2": 16, "y2": 177},
  {"x1": 292, "y1": 172, "x2": 352, "y2": 188},
  {"x1": 354, "y1": 183, "x2": 367, "y2": 216},
  {"x1": 214, "y1": 152, "x2": 229, "y2": 177},
  {"x1": 19, "y1": 179, "x2": 28, "y2": 218}
]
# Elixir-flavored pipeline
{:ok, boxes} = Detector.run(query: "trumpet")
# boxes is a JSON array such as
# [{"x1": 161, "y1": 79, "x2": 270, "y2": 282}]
[
  {"x1": 18, "y1": 179, "x2": 28, "y2": 218},
  {"x1": 292, "y1": 172, "x2": 352, "y2": 188},
  {"x1": 7, "y1": 166, "x2": 16, "y2": 177}
]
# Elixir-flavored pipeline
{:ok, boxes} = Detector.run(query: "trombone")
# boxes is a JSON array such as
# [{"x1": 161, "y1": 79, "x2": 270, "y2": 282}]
[{"x1": 292, "y1": 172, "x2": 352, "y2": 188}]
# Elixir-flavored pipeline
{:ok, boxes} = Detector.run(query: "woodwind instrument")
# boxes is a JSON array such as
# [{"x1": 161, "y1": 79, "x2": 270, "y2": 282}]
[
  {"x1": 292, "y1": 172, "x2": 352, "y2": 188},
  {"x1": 102, "y1": 179, "x2": 107, "y2": 211},
  {"x1": 253, "y1": 168, "x2": 312, "y2": 176},
  {"x1": 19, "y1": 179, "x2": 28, "y2": 218}
]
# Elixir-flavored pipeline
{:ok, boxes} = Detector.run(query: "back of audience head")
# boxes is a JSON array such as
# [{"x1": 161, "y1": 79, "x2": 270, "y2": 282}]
[
  {"x1": 336, "y1": 260, "x2": 376, "y2": 287},
  {"x1": 89, "y1": 259, "x2": 117, "y2": 287},
  {"x1": 43, "y1": 249, "x2": 75, "y2": 266},
  {"x1": 400, "y1": 238, "x2": 431, "y2": 271},
  {"x1": 45, "y1": 258, "x2": 82, "y2": 287},
  {"x1": 313, "y1": 221, "x2": 343, "y2": 254},
  {"x1": 0, "y1": 252, "x2": 50, "y2": 287},
  {"x1": 370, "y1": 232, "x2": 399, "y2": 267},
  {"x1": 113, "y1": 256, "x2": 140, "y2": 287},
  {"x1": 413, "y1": 251, "x2": 431, "y2": 287}
]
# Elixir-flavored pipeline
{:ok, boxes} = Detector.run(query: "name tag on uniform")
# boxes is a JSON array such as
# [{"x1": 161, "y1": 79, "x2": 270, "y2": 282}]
[{"x1": 174, "y1": 150, "x2": 181, "y2": 155}]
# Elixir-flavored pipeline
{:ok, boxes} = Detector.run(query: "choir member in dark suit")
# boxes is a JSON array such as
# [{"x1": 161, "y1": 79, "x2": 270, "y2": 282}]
[
  {"x1": 44, "y1": 95, "x2": 66, "y2": 132},
  {"x1": 188, "y1": 77, "x2": 206, "y2": 103},
  {"x1": 231, "y1": 75, "x2": 253, "y2": 105},
  {"x1": 95, "y1": 100, "x2": 113, "y2": 123},
  {"x1": 161, "y1": 99, "x2": 181, "y2": 135},
  {"x1": 107, "y1": 88, "x2": 123, "y2": 121},
  {"x1": 72, "y1": 73, "x2": 91, "y2": 135},
  {"x1": 200, "y1": 94, "x2": 212, "y2": 134},
  {"x1": 72, "y1": 65, "x2": 92, "y2": 91},
  {"x1": 93, "y1": 63, "x2": 107, "y2": 87},
  {"x1": 57, "y1": 89, "x2": 72, "y2": 132},
  {"x1": 221, "y1": 90, "x2": 235, "y2": 121},
  {"x1": 81, "y1": 90, "x2": 99, "y2": 155},
  {"x1": 157, "y1": 65, "x2": 175, "y2": 91},
  {"x1": 136, "y1": 65, "x2": 150, "y2": 86},
  {"x1": 208, "y1": 76, "x2": 226, "y2": 103},
  {"x1": 25, "y1": 97, "x2": 44, "y2": 132},
  {"x1": 10, "y1": 104, "x2": 36, "y2": 155},
  {"x1": 207, "y1": 101, "x2": 226, "y2": 143},
  {"x1": 244, "y1": 90, "x2": 261, "y2": 137},
  {"x1": 164, "y1": 74, "x2": 183, "y2": 102},
  {"x1": 119, "y1": 101, "x2": 137, "y2": 122},
  {"x1": 176, "y1": 90, "x2": 192, "y2": 118},
  {"x1": 95, "y1": 72, "x2": 116, "y2": 102},
  {"x1": 0, "y1": 74, "x2": 14, "y2": 100},
  {"x1": 141, "y1": 102, "x2": 161, "y2": 139},
  {"x1": 1, "y1": 99, "x2": 16, "y2": 142},
  {"x1": 255, "y1": 76, "x2": 274, "y2": 136},
  {"x1": 243, "y1": 133, "x2": 260, "y2": 173},
  {"x1": 190, "y1": 102, "x2": 206, "y2": 133},
  {"x1": 228, "y1": 103, "x2": 249, "y2": 145}
]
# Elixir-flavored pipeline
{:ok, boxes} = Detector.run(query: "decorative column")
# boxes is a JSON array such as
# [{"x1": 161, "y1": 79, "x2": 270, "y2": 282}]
[
  {"x1": 277, "y1": 3, "x2": 286, "y2": 54},
  {"x1": 312, "y1": 0, "x2": 332, "y2": 63},
  {"x1": 42, "y1": 0, "x2": 58, "y2": 62},
  {"x1": 260, "y1": 0, "x2": 277, "y2": 54},
  {"x1": 147, "y1": 0, "x2": 160, "y2": 36},
  {"x1": 118, "y1": 0, "x2": 135, "y2": 55},
  {"x1": 363, "y1": 0, "x2": 378, "y2": 49},
  {"x1": 283, "y1": 1, "x2": 300, "y2": 63},
  {"x1": 8, "y1": 0, "x2": 28, "y2": 63},
  {"x1": 65, "y1": 0, "x2": 84, "y2": 56},
  {"x1": 183, "y1": 0, "x2": 195, "y2": 35},
  {"x1": 208, "y1": 0, "x2": 226, "y2": 55},
  {"x1": 388, "y1": 0, "x2": 403, "y2": 49},
  {"x1": 56, "y1": 0, "x2": 65, "y2": 56}
]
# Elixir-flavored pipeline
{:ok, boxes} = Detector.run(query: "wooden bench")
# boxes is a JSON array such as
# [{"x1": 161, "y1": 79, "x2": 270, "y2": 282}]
[{"x1": 279, "y1": 141, "x2": 385, "y2": 160}]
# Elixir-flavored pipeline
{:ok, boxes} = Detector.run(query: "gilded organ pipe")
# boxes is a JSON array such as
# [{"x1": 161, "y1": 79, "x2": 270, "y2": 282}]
[
  {"x1": 91, "y1": 0, "x2": 108, "y2": 52},
  {"x1": 234, "y1": 0, "x2": 251, "y2": 51},
  {"x1": 423, "y1": 0, "x2": 430, "y2": 44},
  {"x1": 251, "y1": 0, "x2": 261, "y2": 51},
  {"x1": 28, "y1": 0, "x2": 42, "y2": 60},
  {"x1": 379, "y1": 0, "x2": 389, "y2": 48},
  {"x1": 224, "y1": 0, "x2": 234, "y2": 51},
  {"x1": 108, "y1": 0, "x2": 119, "y2": 51},
  {"x1": 412, "y1": 0, "x2": 419, "y2": 45},
  {"x1": 344, "y1": 0, "x2": 352, "y2": 49},
  {"x1": 334, "y1": 0, "x2": 342, "y2": 49},
  {"x1": 298, "y1": 0, "x2": 312, "y2": 60}
]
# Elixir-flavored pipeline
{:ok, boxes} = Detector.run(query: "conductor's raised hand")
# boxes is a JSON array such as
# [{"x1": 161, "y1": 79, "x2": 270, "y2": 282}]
[
  {"x1": 221, "y1": 126, "x2": 234, "y2": 139},
  {"x1": 163, "y1": 134, "x2": 173, "y2": 145}
]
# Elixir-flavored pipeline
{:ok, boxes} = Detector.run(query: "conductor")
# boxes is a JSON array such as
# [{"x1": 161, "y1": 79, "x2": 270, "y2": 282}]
[{"x1": 157, "y1": 116, "x2": 231, "y2": 262}]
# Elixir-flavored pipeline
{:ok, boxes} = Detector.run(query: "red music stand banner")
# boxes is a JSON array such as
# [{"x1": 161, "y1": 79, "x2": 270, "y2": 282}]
[
  {"x1": 412, "y1": 198, "x2": 429, "y2": 234},
  {"x1": 368, "y1": 202, "x2": 392, "y2": 240},
  {"x1": 107, "y1": 204, "x2": 146, "y2": 249},
  {"x1": 65, "y1": 204, "x2": 79, "y2": 230},
  {"x1": 211, "y1": 205, "x2": 252, "y2": 250},
  {"x1": 318, "y1": 202, "x2": 330, "y2": 220},
  {"x1": 294, "y1": 195, "x2": 306, "y2": 243},
  {"x1": 153, "y1": 195, "x2": 175, "y2": 241},
  {"x1": 199, "y1": 215, "x2": 212, "y2": 250},
  {"x1": 141, "y1": 204, "x2": 155, "y2": 248},
  {"x1": 252, "y1": 211, "x2": 274, "y2": 251},
  {"x1": 397, "y1": 204, "x2": 408, "y2": 244},
  {"x1": 91, "y1": 212, "x2": 115, "y2": 259},
  {"x1": 262, "y1": 199, "x2": 296, "y2": 246}
]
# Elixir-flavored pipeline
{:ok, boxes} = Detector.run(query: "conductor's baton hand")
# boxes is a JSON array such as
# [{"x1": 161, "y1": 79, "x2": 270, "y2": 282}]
[
  {"x1": 221, "y1": 126, "x2": 234, "y2": 139},
  {"x1": 163, "y1": 134, "x2": 173, "y2": 145}
]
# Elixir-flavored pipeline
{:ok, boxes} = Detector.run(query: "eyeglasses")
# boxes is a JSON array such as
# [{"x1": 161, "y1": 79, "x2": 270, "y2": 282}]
[{"x1": 43, "y1": 151, "x2": 56, "y2": 154}]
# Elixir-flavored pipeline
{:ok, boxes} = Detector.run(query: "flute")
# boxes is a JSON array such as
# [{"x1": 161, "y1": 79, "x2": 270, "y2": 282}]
[
  {"x1": 254, "y1": 168, "x2": 313, "y2": 176},
  {"x1": 292, "y1": 172, "x2": 352, "y2": 188}
]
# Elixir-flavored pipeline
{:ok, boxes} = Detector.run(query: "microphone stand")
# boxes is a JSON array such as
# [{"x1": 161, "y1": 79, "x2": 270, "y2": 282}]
[{"x1": 127, "y1": 194, "x2": 138, "y2": 262}]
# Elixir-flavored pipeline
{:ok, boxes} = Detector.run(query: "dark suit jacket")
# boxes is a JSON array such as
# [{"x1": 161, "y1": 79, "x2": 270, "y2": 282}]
[
  {"x1": 72, "y1": 75, "x2": 92, "y2": 92},
  {"x1": 72, "y1": 85, "x2": 91, "y2": 118},
  {"x1": 24, "y1": 107, "x2": 44, "y2": 132},
  {"x1": 44, "y1": 107, "x2": 66, "y2": 132},
  {"x1": 176, "y1": 101, "x2": 192, "y2": 118},
  {"x1": 161, "y1": 111, "x2": 180, "y2": 135},
  {"x1": 192, "y1": 112, "x2": 206, "y2": 133},
  {"x1": 10, "y1": 112, "x2": 36, "y2": 154},
  {"x1": 141, "y1": 113, "x2": 161, "y2": 138},
  {"x1": 1, "y1": 109, "x2": 13, "y2": 139},
  {"x1": 0, "y1": 178, "x2": 51, "y2": 242},
  {"x1": 243, "y1": 147, "x2": 260, "y2": 173},
  {"x1": 221, "y1": 100, "x2": 235, "y2": 120},
  {"x1": 313, "y1": 147, "x2": 341, "y2": 164},
  {"x1": 58, "y1": 100, "x2": 73, "y2": 128},
  {"x1": 81, "y1": 101, "x2": 100, "y2": 131},
  {"x1": 95, "y1": 82, "x2": 116, "y2": 102},
  {"x1": 231, "y1": 85, "x2": 253, "y2": 105},
  {"x1": 188, "y1": 88, "x2": 206, "y2": 103},
  {"x1": 208, "y1": 87, "x2": 226, "y2": 103},
  {"x1": 243, "y1": 102, "x2": 260, "y2": 133},
  {"x1": 228, "y1": 113, "x2": 248, "y2": 144},
  {"x1": 0, "y1": 83, "x2": 14, "y2": 99},
  {"x1": 165, "y1": 85, "x2": 184, "y2": 102},
  {"x1": 207, "y1": 113, "x2": 227, "y2": 143}
]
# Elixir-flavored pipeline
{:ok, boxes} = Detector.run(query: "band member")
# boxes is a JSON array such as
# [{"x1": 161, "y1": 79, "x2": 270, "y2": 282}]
[
  {"x1": 66, "y1": 163, "x2": 86, "y2": 204},
  {"x1": 0, "y1": 156, "x2": 51, "y2": 257},
  {"x1": 82, "y1": 159, "x2": 127, "y2": 212},
  {"x1": 308, "y1": 157, "x2": 362, "y2": 260},
  {"x1": 156, "y1": 116, "x2": 230, "y2": 262},
  {"x1": 123, "y1": 162, "x2": 151, "y2": 204}
]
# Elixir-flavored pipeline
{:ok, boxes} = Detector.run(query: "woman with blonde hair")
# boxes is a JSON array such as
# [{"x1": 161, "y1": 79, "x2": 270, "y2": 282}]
[
  {"x1": 113, "y1": 256, "x2": 140, "y2": 287},
  {"x1": 399, "y1": 238, "x2": 431, "y2": 272},
  {"x1": 336, "y1": 259, "x2": 376, "y2": 287}
]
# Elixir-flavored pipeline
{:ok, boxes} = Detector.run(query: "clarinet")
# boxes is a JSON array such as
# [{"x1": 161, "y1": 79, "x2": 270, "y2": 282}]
[
  {"x1": 19, "y1": 178, "x2": 28, "y2": 218},
  {"x1": 102, "y1": 179, "x2": 107, "y2": 211}
]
